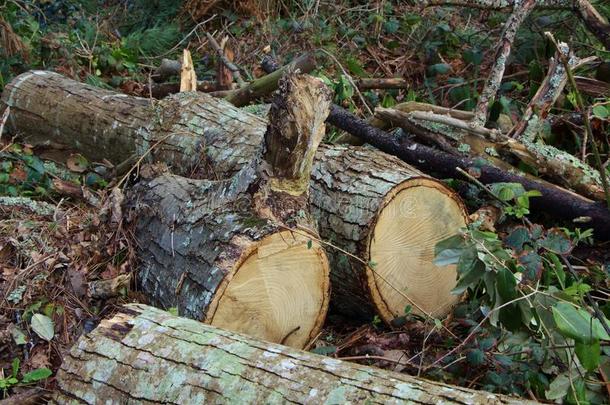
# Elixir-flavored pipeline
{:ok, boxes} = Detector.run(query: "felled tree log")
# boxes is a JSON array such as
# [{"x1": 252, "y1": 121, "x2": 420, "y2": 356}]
[
  {"x1": 326, "y1": 105, "x2": 610, "y2": 240},
  {"x1": 194, "y1": 114, "x2": 468, "y2": 321},
  {"x1": 55, "y1": 304, "x2": 530, "y2": 404},
  {"x1": 1, "y1": 71, "x2": 468, "y2": 323},
  {"x1": 131, "y1": 73, "x2": 332, "y2": 349}
]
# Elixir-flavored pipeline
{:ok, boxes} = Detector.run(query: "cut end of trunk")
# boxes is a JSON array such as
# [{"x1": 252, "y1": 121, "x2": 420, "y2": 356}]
[
  {"x1": 206, "y1": 230, "x2": 330, "y2": 348},
  {"x1": 367, "y1": 179, "x2": 467, "y2": 322}
]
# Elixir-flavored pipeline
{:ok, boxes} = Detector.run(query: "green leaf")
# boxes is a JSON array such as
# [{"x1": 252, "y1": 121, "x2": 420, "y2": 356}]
[
  {"x1": 427, "y1": 63, "x2": 451, "y2": 76},
  {"x1": 311, "y1": 346, "x2": 337, "y2": 356},
  {"x1": 566, "y1": 377, "x2": 587, "y2": 405},
  {"x1": 505, "y1": 226, "x2": 531, "y2": 252},
  {"x1": 552, "y1": 302, "x2": 610, "y2": 343},
  {"x1": 518, "y1": 251, "x2": 543, "y2": 284},
  {"x1": 592, "y1": 105, "x2": 608, "y2": 119},
  {"x1": 540, "y1": 229, "x2": 573, "y2": 255},
  {"x1": 307, "y1": 240, "x2": 313, "y2": 249},
  {"x1": 467, "y1": 349, "x2": 485, "y2": 366},
  {"x1": 11, "y1": 358, "x2": 19, "y2": 378},
  {"x1": 345, "y1": 56, "x2": 366, "y2": 77},
  {"x1": 21, "y1": 367, "x2": 52, "y2": 383},
  {"x1": 31, "y1": 313, "x2": 54, "y2": 341},
  {"x1": 463, "y1": 48, "x2": 483, "y2": 66},
  {"x1": 21, "y1": 155, "x2": 45, "y2": 174},
  {"x1": 575, "y1": 340, "x2": 600, "y2": 372},
  {"x1": 11, "y1": 327, "x2": 27, "y2": 345},
  {"x1": 435, "y1": 234, "x2": 467, "y2": 266},
  {"x1": 451, "y1": 261, "x2": 485, "y2": 295},
  {"x1": 434, "y1": 248, "x2": 463, "y2": 266},
  {"x1": 546, "y1": 373, "x2": 571, "y2": 400},
  {"x1": 496, "y1": 268, "x2": 517, "y2": 301}
]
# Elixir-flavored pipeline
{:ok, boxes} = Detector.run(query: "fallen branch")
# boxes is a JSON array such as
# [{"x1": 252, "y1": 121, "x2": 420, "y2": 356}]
[
  {"x1": 326, "y1": 104, "x2": 610, "y2": 239},
  {"x1": 473, "y1": 0, "x2": 536, "y2": 125},
  {"x1": 206, "y1": 32, "x2": 245, "y2": 86},
  {"x1": 223, "y1": 53, "x2": 316, "y2": 106}
]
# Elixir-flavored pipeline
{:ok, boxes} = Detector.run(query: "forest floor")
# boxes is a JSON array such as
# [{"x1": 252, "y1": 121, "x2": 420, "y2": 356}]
[{"x1": 1, "y1": 0, "x2": 610, "y2": 403}]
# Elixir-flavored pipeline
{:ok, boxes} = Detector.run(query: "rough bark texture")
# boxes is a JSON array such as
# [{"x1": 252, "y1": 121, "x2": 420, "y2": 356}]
[
  {"x1": 310, "y1": 144, "x2": 467, "y2": 320},
  {"x1": 326, "y1": 105, "x2": 610, "y2": 240},
  {"x1": 1, "y1": 70, "x2": 263, "y2": 178},
  {"x1": 1, "y1": 71, "x2": 467, "y2": 321},
  {"x1": 55, "y1": 304, "x2": 532, "y2": 404},
  {"x1": 129, "y1": 73, "x2": 333, "y2": 349}
]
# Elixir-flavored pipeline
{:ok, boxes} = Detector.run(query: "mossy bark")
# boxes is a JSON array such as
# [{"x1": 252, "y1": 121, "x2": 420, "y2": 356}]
[{"x1": 55, "y1": 304, "x2": 531, "y2": 404}]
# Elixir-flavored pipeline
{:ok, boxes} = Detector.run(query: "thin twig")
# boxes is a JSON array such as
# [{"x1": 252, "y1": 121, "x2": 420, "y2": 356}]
[
  {"x1": 319, "y1": 48, "x2": 374, "y2": 117},
  {"x1": 205, "y1": 32, "x2": 245, "y2": 86},
  {"x1": 546, "y1": 32, "x2": 610, "y2": 210}
]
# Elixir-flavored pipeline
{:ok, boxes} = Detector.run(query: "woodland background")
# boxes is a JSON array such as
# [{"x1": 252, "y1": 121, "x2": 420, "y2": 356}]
[{"x1": 1, "y1": 0, "x2": 610, "y2": 403}]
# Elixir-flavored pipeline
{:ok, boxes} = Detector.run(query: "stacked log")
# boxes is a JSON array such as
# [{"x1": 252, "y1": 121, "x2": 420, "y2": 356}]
[
  {"x1": 55, "y1": 304, "x2": 531, "y2": 404},
  {"x1": 1, "y1": 71, "x2": 467, "y2": 323},
  {"x1": 129, "y1": 73, "x2": 333, "y2": 348}
]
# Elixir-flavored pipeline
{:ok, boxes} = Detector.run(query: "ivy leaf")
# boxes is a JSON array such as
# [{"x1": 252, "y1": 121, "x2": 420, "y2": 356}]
[
  {"x1": 552, "y1": 302, "x2": 610, "y2": 343},
  {"x1": 546, "y1": 373, "x2": 571, "y2": 400},
  {"x1": 539, "y1": 229, "x2": 573, "y2": 255},
  {"x1": 505, "y1": 226, "x2": 531, "y2": 252},
  {"x1": 467, "y1": 349, "x2": 485, "y2": 366},
  {"x1": 21, "y1": 368, "x2": 52, "y2": 383},
  {"x1": 31, "y1": 313, "x2": 54, "y2": 341},
  {"x1": 592, "y1": 105, "x2": 608, "y2": 119},
  {"x1": 575, "y1": 340, "x2": 600, "y2": 372},
  {"x1": 518, "y1": 251, "x2": 543, "y2": 284}
]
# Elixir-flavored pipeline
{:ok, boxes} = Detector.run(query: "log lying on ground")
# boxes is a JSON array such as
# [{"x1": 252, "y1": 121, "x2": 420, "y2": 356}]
[
  {"x1": 131, "y1": 73, "x2": 332, "y2": 349},
  {"x1": 1, "y1": 71, "x2": 468, "y2": 322},
  {"x1": 326, "y1": 105, "x2": 610, "y2": 240},
  {"x1": 55, "y1": 304, "x2": 530, "y2": 404}
]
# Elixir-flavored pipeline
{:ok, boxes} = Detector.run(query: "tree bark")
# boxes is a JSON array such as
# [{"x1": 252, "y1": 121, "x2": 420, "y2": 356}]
[
  {"x1": 129, "y1": 73, "x2": 333, "y2": 349},
  {"x1": 326, "y1": 105, "x2": 610, "y2": 240},
  {"x1": 1, "y1": 71, "x2": 468, "y2": 323},
  {"x1": 55, "y1": 304, "x2": 531, "y2": 404}
]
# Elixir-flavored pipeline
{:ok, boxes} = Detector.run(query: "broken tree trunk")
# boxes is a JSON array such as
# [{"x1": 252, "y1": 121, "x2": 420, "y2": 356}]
[
  {"x1": 130, "y1": 73, "x2": 332, "y2": 349},
  {"x1": 1, "y1": 71, "x2": 468, "y2": 323},
  {"x1": 55, "y1": 304, "x2": 530, "y2": 404}
]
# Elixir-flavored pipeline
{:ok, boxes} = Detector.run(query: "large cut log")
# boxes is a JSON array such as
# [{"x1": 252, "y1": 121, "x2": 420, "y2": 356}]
[
  {"x1": 55, "y1": 304, "x2": 530, "y2": 404},
  {"x1": 128, "y1": 73, "x2": 332, "y2": 349},
  {"x1": 1, "y1": 71, "x2": 467, "y2": 323}
]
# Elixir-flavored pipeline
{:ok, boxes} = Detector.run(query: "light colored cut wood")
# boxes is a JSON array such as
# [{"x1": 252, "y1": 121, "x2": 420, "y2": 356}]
[
  {"x1": 368, "y1": 179, "x2": 467, "y2": 321},
  {"x1": 207, "y1": 231, "x2": 329, "y2": 348},
  {"x1": 180, "y1": 49, "x2": 197, "y2": 92}
]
